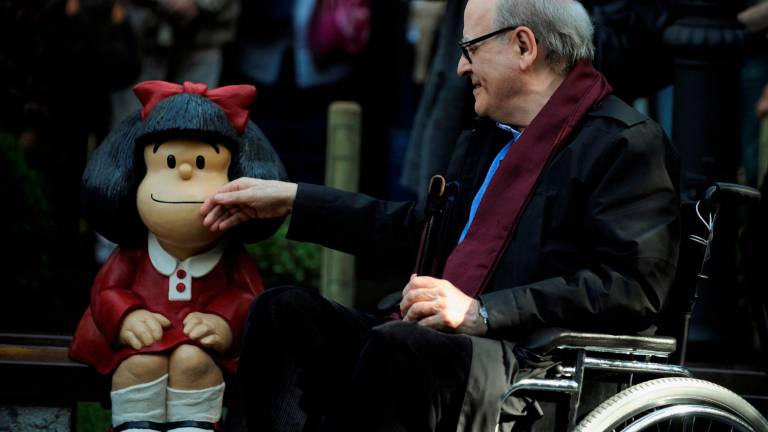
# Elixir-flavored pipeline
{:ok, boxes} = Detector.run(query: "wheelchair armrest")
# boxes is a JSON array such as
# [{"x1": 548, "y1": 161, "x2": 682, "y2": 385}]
[{"x1": 520, "y1": 327, "x2": 677, "y2": 357}]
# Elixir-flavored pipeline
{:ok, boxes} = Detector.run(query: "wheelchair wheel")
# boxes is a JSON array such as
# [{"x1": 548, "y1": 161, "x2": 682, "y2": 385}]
[{"x1": 573, "y1": 377, "x2": 768, "y2": 432}]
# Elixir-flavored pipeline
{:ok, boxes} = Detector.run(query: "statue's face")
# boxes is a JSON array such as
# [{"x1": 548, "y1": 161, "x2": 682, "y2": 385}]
[{"x1": 137, "y1": 139, "x2": 231, "y2": 256}]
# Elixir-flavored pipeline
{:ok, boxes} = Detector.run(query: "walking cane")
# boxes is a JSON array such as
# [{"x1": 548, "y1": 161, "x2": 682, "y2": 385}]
[
  {"x1": 414, "y1": 174, "x2": 447, "y2": 276},
  {"x1": 377, "y1": 175, "x2": 450, "y2": 314}
]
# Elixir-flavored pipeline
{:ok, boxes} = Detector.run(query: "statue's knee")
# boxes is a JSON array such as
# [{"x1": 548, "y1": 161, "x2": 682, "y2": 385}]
[
  {"x1": 112, "y1": 354, "x2": 168, "y2": 390},
  {"x1": 169, "y1": 344, "x2": 220, "y2": 387}
]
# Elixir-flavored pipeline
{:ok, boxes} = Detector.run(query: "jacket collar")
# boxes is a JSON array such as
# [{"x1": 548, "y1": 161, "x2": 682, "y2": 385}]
[{"x1": 147, "y1": 233, "x2": 224, "y2": 278}]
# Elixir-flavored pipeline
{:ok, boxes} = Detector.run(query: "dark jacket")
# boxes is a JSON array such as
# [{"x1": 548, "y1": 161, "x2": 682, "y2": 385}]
[{"x1": 288, "y1": 95, "x2": 680, "y2": 339}]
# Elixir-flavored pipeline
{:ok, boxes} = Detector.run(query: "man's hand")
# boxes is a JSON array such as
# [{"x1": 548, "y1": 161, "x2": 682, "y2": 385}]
[
  {"x1": 200, "y1": 178, "x2": 298, "y2": 232},
  {"x1": 400, "y1": 276, "x2": 488, "y2": 336},
  {"x1": 119, "y1": 310, "x2": 171, "y2": 350},
  {"x1": 183, "y1": 312, "x2": 233, "y2": 353}
]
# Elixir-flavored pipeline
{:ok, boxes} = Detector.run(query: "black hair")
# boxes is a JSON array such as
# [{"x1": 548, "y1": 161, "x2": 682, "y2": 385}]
[{"x1": 81, "y1": 92, "x2": 288, "y2": 247}]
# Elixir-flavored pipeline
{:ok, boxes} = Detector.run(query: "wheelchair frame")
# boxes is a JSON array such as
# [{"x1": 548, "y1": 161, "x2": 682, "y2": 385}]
[{"x1": 502, "y1": 183, "x2": 768, "y2": 431}]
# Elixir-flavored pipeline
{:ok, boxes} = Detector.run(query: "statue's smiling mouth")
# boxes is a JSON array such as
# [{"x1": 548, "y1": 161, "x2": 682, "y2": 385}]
[{"x1": 151, "y1": 194, "x2": 204, "y2": 204}]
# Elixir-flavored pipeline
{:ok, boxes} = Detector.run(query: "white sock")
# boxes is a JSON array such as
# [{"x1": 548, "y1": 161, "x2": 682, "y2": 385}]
[
  {"x1": 166, "y1": 382, "x2": 225, "y2": 432},
  {"x1": 111, "y1": 374, "x2": 168, "y2": 431}
]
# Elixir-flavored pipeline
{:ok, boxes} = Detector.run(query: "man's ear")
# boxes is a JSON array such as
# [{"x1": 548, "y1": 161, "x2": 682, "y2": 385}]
[{"x1": 515, "y1": 26, "x2": 538, "y2": 70}]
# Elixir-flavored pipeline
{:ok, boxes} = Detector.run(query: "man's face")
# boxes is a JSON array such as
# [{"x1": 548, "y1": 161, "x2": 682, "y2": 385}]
[
  {"x1": 136, "y1": 139, "x2": 231, "y2": 254},
  {"x1": 457, "y1": 0, "x2": 521, "y2": 121}
]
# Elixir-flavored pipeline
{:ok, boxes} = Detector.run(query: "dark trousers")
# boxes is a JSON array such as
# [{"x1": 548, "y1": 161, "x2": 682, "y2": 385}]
[{"x1": 238, "y1": 286, "x2": 473, "y2": 432}]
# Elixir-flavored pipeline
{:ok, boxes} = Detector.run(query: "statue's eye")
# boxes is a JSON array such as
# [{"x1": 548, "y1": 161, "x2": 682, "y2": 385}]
[
  {"x1": 167, "y1": 155, "x2": 176, "y2": 169},
  {"x1": 196, "y1": 155, "x2": 205, "y2": 169}
]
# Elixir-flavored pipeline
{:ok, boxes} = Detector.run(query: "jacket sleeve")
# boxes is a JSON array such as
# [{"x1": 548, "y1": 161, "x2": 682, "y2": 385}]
[
  {"x1": 202, "y1": 250, "x2": 262, "y2": 354},
  {"x1": 91, "y1": 249, "x2": 145, "y2": 345},
  {"x1": 286, "y1": 183, "x2": 425, "y2": 263},
  {"x1": 480, "y1": 121, "x2": 680, "y2": 338}
]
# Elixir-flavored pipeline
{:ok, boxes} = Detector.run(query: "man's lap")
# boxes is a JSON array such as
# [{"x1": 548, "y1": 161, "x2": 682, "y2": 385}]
[{"x1": 239, "y1": 286, "x2": 475, "y2": 430}]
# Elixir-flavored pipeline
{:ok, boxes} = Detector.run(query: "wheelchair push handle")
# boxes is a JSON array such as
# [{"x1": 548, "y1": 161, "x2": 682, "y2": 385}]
[
  {"x1": 702, "y1": 182, "x2": 761, "y2": 209},
  {"x1": 692, "y1": 182, "x2": 760, "y2": 276}
]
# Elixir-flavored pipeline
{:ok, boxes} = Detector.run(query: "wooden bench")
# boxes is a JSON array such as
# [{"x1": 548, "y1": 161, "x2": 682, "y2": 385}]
[
  {"x1": 0, "y1": 333, "x2": 247, "y2": 431},
  {"x1": 0, "y1": 333, "x2": 108, "y2": 406}
]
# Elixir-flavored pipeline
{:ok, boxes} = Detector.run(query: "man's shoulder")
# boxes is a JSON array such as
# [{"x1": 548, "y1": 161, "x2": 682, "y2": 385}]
[
  {"x1": 570, "y1": 95, "x2": 672, "y2": 163},
  {"x1": 586, "y1": 95, "x2": 649, "y2": 128}
]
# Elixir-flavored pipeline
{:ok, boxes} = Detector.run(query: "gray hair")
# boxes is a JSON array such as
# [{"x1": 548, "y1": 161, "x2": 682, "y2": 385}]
[{"x1": 493, "y1": 0, "x2": 594, "y2": 74}]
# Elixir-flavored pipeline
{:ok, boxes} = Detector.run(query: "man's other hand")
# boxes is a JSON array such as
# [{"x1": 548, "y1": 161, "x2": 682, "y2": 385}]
[{"x1": 400, "y1": 275, "x2": 488, "y2": 335}]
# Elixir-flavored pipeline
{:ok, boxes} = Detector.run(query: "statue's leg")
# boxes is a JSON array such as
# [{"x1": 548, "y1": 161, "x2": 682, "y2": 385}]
[
  {"x1": 166, "y1": 344, "x2": 225, "y2": 432},
  {"x1": 111, "y1": 354, "x2": 169, "y2": 432}
]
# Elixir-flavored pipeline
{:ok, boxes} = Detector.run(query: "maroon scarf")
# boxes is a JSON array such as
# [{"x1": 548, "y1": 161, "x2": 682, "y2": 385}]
[{"x1": 441, "y1": 60, "x2": 612, "y2": 298}]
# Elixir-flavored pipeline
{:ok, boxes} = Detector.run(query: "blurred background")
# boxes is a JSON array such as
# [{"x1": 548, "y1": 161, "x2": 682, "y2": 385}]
[{"x1": 2, "y1": 0, "x2": 768, "y2": 429}]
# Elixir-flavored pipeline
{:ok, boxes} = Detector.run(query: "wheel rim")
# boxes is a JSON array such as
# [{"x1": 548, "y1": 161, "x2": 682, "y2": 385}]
[
  {"x1": 615, "y1": 404, "x2": 755, "y2": 432},
  {"x1": 574, "y1": 378, "x2": 768, "y2": 432}
]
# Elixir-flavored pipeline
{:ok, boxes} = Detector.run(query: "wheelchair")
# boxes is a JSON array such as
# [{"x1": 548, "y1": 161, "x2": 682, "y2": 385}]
[{"x1": 502, "y1": 183, "x2": 768, "y2": 431}]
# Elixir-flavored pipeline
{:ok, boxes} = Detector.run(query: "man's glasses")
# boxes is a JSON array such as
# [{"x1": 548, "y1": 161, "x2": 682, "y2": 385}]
[{"x1": 458, "y1": 25, "x2": 520, "y2": 64}]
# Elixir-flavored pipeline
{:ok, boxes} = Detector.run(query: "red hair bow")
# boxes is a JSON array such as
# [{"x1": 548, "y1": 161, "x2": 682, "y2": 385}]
[{"x1": 133, "y1": 80, "x2": 257, "y2": 134}]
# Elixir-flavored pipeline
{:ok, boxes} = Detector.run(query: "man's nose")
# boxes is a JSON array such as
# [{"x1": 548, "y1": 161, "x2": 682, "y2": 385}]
[
  {"x1": 179, "y1": 163, "x2": 193, "y2": 180},
  {"x1": 457, "y1": 54, "x2": 471, "y2": 77}
]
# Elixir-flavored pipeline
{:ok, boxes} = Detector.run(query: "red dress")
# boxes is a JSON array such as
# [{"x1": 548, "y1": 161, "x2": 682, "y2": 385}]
[{"x1": 69, "y1": 239, "x2": 263, "y2": 375}]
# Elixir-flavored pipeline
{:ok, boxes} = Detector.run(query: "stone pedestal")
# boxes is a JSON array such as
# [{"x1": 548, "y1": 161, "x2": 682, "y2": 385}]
[{"x1": 0, "y1": 406, "x2": 71, "y2": 432}]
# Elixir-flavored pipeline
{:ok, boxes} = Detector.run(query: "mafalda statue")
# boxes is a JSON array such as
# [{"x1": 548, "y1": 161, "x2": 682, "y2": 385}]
[{"x1": 70, "y1": 81, "x2": 286, "y2": 432}]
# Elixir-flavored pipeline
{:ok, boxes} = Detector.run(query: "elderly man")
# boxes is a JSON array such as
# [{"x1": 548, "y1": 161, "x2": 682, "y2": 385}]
[{"x1": 201, "y1": 0, "x2": 680, "y2": 430}]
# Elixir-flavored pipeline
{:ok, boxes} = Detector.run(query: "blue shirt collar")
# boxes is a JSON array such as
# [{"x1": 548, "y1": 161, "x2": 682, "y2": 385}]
[{"x1": 495, "y1": 122, "x2": 522, "y2": 141}]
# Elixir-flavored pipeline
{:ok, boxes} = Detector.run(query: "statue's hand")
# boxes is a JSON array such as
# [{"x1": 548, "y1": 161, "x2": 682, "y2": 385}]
[
  {"x1": 119, "y1": 309, "x2": 171, "y2": 349},
  {"x1": 183, "y1": 312, "x2": 233, "y2": 353}
]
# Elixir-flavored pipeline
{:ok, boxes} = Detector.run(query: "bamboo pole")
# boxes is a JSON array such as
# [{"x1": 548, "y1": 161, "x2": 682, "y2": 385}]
[{"x1": 321, "y1": 101, "x2": 362, "y2": 306}]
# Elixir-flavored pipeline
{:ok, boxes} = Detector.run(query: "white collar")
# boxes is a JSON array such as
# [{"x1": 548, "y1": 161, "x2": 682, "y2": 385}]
[{"x1": 147, "y1": 233, "x2": 224, "y2": 278}]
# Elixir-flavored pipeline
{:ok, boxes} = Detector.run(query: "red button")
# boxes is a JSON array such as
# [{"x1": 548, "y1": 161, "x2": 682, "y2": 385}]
[
  {"x1": 176, "y1": 269, "x2": 187, "y2": 278},
  {"x1": 176, "y1": 283, "x2": 186, "y2": 293}
]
